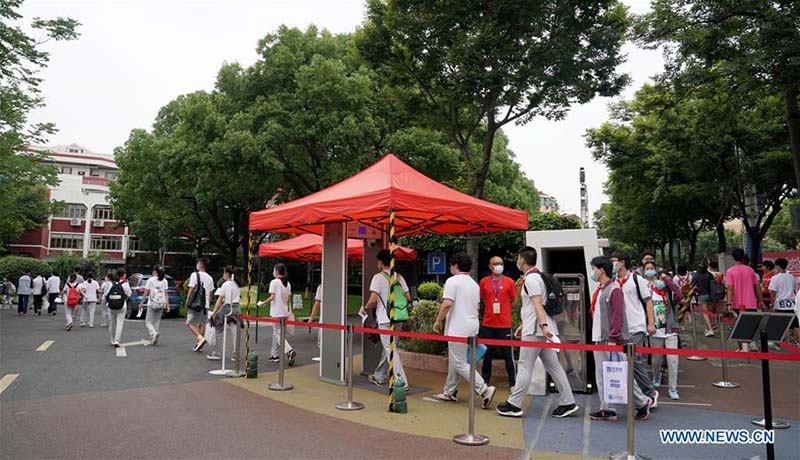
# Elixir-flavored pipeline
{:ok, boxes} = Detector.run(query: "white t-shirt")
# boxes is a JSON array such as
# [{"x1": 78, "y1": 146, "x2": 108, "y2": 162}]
[
  {"x1": 32, "y1": 276, "x2": 44, "y2": 294},
  {"x1": 79, "y1": 280, "x2": 101, "y2": 302},
  {"x1": 268, "y1": 278, "x2": 291, "y2": 318},
  {"x1": 520, "y1": 272, "x2": 558, "y2": 337},
  {"x1": 618, "y1": 272, "x2": 651, "y2": 334},
  {"x1": 369, "y1": 270, "x2": 410, "y2": 325},
  {"x1": 442, "y1": 273, "x2": 480, "y2": 337},
  {"x1": 100, "y1": 280, "x2": 112, "y2": 299},
  {"x1": 46, "y1": 276, "x2": 61, "y2": 294},
  {"x1": 315, "y1": 285, "x2": 323, "y2": 303},
  {"x1": 217, "y1": 280, "x2": 241, "y2": 305},
  {"x1": 769, "y1": 273, "x2": 797, "y2": 310},
  {"x1": 145, "y1": 277, "x2": 168, "y2": 305},
  {"x1": 188, "y1": 271, "x2": 215, "y2": 309}
]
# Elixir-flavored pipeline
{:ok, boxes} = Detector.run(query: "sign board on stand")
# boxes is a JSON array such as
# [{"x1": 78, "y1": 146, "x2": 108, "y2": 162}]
[{"x1": 427, "y1": 252, "x2": 446, "y2": 275}]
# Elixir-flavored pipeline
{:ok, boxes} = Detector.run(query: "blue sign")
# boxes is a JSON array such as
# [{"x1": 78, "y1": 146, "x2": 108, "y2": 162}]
[{"x1": 427, "y1": 252, "x2": 446, "y2": 275}]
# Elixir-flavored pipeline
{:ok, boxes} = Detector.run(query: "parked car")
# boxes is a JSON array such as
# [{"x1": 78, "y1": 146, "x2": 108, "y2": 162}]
[{"x1": 127, "y1": 273, "x2": 182, "y2": 319}]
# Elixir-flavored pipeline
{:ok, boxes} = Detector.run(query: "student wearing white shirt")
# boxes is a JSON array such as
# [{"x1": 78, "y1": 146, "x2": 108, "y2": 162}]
[
  {"x1": 769, "y1": 258, "x2": 799, "y2": 343},
  {"x1": 496, "y1": 247, "x2": 578, "y2": 418},
  {"x1": 262, "y1": 263, "x2": 296, "y2": 365},
  {"x1": 46, "y1": 271, "x2": 61, "y2": 316},
  {"x1": 99, "y1": 275, "x2": 112, "y2": 326},
  {"x1": 79, "y1": 273, "x2": 101, "y2": 327},
  {"x1": 32, "y1": 273, "x2": 45, "y2": 316},
  {"x1": 105, "y1": 269, "x2": 132, "y2": 347},
  {"x1": 137, "y1": 266, "x2": 170, "y2": 345},
  {"x1": 430, "y1": 253, "x2": 496, "y2": 409},
  {"x1": 362, "y1": 250, "x2": 412, "y2": 387},
  {"x1": 17, "y1": 271, "x2": 32, "y2": 316},
  {"x1": 207, "y1": 266, "x2": 241, "y2": 361},
  {"x1": 185, "y1": 258, "x2": 215, "y2": 352}
]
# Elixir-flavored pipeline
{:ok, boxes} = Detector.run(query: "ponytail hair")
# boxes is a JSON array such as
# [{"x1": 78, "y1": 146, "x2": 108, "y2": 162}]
[
  {"x1": 224, "y1": 265, "x2": 238, "y2": 286},
  {"x1": 274, "y1": 263, "x2": 288, "y2": 287},
  {"x1": 153, "y1": 265, "x2": 165, "y2": 281}
]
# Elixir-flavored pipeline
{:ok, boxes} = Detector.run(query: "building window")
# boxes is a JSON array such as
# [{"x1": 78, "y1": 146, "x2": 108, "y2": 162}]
[
  {"x1": 54, "y1": 203, "x2": 87, "y2": 219},
  {"x1": 60, "y1": 166, "x2": 73, "y2": 174},
  {"x1": 128, "y1": 237, "x2": 141, "y2": 251},
  {"x1": 104, "y1": 171, "x2": 116, "y2": 180},
  {"x1": 92, "y1": 206, "x2": 114, "y2": 221},
  {"x1": 91, "y1": 236, "x2": 122, "y2": 251},
  {"x1": 50, "y1": 233, "x2": 83, "y2": 249}
]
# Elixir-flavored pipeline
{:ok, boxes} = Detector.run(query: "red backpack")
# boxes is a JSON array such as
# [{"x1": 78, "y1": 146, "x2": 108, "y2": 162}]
[{"x1": 66, "y1": 283, "x2": 80, "y2": 307}]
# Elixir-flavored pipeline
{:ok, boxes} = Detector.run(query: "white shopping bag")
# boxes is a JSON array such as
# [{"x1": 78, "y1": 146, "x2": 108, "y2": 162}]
[
  {"x1": 204, "y1": 322, "x2": 216, "y2": 348},
  {"x1": 603, "y1": 352, "x2": 627, "y2": 405}
]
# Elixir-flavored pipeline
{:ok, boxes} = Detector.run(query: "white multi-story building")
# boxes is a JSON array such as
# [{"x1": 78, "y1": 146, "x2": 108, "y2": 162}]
[
  {"x1": 8, "y1": 144, "x2": 136, "y2": 263},
  {"x1": 539, "y1": 191, "x2": 559, "y2": 213}
]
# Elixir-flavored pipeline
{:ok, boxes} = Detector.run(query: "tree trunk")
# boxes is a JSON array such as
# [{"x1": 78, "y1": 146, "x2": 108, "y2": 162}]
[
  {"x1": 659, "y1": 243, "x2": 666, "y2": 268},
  {"x1": 785, "y1": 85, "x2": 800, "y2": 190},
  {"x1": 748, "y1": 231, "x2": 763, "y2": 270},
  {"x1": 688, "y1": 231, "x2": 699, "y2": 268},
  {"x1": 716, "y1": 220, "x2": 727, "y2": 254},
  {"x1": 466, "y1": 238, "x2": 479, "y2": 280}
]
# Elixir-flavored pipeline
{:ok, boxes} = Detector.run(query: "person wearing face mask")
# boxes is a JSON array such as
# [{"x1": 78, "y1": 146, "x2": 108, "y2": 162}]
[
  {"x1": 138, "y1": 266, "x2": 170, "y2": 345},
  {"x1": 478, "y1": 256, "x2": 518, "y2": 388},
  {"x1": 259, "y1": 263, "x2": 297, "y2": 365},
  {"x1": 643, "y1": 262, "x2": 683, "y2": 400},
  {"x1": 608, "y1": 251, "x2": 659, "y2": 410},
  {"x1": 185, "y1": 258, "x2": 215, "y2": 352},
  {"x1": 496, "y1": 247, "x2": 578, "y2": 419},
  {"x1": 587, "y1": 256, "x2": 653, "y2": 421},
  {"x1": 208, "y1": 266, "x2": 241, "y2": 361},
  {"x1": 362, "y1": 250, "x2": 412, "y2": 387}
]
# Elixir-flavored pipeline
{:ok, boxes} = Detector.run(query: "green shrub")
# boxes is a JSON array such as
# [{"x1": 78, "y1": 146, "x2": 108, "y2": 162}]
[
  {"x1": 417, "y1": 281, "x2": 442, "y2": 301},
  {"x1": 49, "y1": 254, "x2": 82, "y2": 280},
  {"x1": 0, "y1": 256, "x2": 52, "y2": 283},
  {"x1": 399, "y1": 299, "x2": 447, "y2": 356}
]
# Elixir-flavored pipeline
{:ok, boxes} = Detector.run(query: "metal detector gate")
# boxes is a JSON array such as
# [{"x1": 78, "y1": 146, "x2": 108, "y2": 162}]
[{"x1": 552, "y1": 274, "x2": 590, "y2": 393}]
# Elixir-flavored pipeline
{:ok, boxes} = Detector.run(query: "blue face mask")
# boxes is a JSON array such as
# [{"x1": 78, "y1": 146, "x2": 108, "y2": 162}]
[
  {"x1": 644, "y1": 270, "x2": 657, "y2": 278},
  {"x1": 590, "y1": 271, "x2": 599, "y2": 282},
  {"x1": 654, "y1": 280, "x2": 666, "y2": 290},
  {"x1": 612, "y1": 263, "x2": 620, "y2": 275}
]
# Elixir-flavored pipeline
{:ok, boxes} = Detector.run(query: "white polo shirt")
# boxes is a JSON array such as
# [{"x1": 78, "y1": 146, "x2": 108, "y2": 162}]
[
  {"x1": 617, "y1": 271, "x2": 651, "y2": 334},
  {"x1": 442, "y1": 273, "x2": 480, "y2": 337}
]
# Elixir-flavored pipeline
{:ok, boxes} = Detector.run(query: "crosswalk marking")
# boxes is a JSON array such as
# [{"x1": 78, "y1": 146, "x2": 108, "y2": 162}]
[
  {"x1": 119, "y1": 340, "x2": 148, "y2": 347},
  {"x1": 0, "y1": 374, "x2": 20, "y2": 395},
  {"x1": 35, "y1": 340, "x2": 54, "y2": 352},
  {"x1": 116, "y1": 347, "x2": 127, "y2": 357}
]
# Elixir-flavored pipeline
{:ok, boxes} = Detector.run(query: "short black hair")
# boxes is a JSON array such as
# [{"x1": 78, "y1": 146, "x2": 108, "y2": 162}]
[
  {"x1": 609, "y1": 251, "x2": 631, "y2": 269},
  {"x1": 86, "y1": 272, "x2": 94, "y2": 280},
  {"x1": 73, "y1": 266, "x2": 81, "y2": 273},
  {"x1": 196, "y1": 257, "x2": 208, "y2": 269},
  {"x1": 677, "y1": 264, "x2": 688, "y2": 276},
  {"x1": 377, "y1": 249, "x2": 392, "y2": 266},
  {"x1": 641, "y1": 251, "x2": 655, "y2": 259},
  {"x1": 697, "y1": 264, "x2": 708, "y2": 274},
  {"x1": 590, "y1": 256, "x2": 613, "y2": 278},
  {"x1": 518, "y1": 246, "x2": 537, "y2": 267},
  {"x1": 775, "y1": 258, "x2": 788, "y2": 270},
  {"x1": 731, "y1": 248, "x2": 745, "y2": 262},
  {"x1": 762, "y1": 260, "x2": 775, "y2": 270},
  {"x1": 450, "y1": 252, "x2": 472, "y2": 273},
  {"x1": 116, "y1": 268, "x2": 126, "y2": 279},
  {"x1": 643, "y1": 261, "x2": 657, "y2": 271},
  {"x1": 709, "y1": 261, "x2": 719, "y2": 269}
]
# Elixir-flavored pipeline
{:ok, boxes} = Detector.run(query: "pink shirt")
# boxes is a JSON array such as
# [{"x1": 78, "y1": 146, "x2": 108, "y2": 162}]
[{"x1": 725, "y1": 264, "x2": 759, "y2": 310}]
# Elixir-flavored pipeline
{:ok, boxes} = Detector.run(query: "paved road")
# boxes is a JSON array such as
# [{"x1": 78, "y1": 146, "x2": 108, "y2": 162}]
[{"x1": 0, "y1": 310, "x2": 524, "y2": 459}]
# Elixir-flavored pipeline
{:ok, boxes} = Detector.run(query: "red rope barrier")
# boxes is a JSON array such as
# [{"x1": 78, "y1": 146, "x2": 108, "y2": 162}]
[
  {"x1": 286, "y1": 319, "x2": 347, "y2": 331},
  {"x1": 778, "y1": 341, "x2": 800, "y2": 354},
  {"x1": 478, "y1": 337, "x2": 622, "y2": 353},
  {"x1": 353, "y1": 326, "x2": 468, "y2": 343},
  {"x1": 692, "y1": 305, "x2": 736, "y2": 326},
  {"x1": 240, "y1": 315, "x2": 278, "y2": 324},
  {"x1": 638, "y1": 345, "x2": 800, "y2": 362}
]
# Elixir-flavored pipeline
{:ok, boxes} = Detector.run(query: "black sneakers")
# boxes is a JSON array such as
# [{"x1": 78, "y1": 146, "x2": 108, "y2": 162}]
[
  {"x1": 496, "y1": 402, "x2": 523, "y2": 418},
  {"x1": 551, "y1": 403, "x2": 580, "y2": 418},
  {"x1": 635, "y1": 404, "x2": 650, "y2": 421},
  {"x1": 287, "y1": 349, "x2": 296, "y2": 366},
  {"x1": 589, "y1": 409, "x2": 619, "y2": 421}
]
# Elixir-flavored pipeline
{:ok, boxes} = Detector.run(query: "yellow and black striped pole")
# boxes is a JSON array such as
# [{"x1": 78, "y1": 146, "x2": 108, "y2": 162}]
[
  {"x1": 244, "y1": 232, "x2": 257, "y2": 376},
  {"x1": 387, "y1": 210, "x2": 397, "y2": 410}
]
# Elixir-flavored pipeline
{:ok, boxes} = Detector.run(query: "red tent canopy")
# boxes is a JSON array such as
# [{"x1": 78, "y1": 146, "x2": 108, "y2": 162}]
[
  {"x1": 249, "y1": 154, "x2": 529, "y2": 235},
  {"x1": 258, "y1": 234, "x2": 416, "y2": 262}
]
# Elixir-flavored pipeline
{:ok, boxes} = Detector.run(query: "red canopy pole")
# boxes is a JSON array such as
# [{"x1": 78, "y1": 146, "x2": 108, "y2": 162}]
[{"x1": 388, "y1": 210, "x2": 397, "y2": 410}]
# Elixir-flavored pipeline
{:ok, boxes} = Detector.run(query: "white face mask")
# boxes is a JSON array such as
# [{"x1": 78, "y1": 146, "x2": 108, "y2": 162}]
[
  {"x1": 516, "y1": 259, "x2": 524, "y2": 271},
  {"x1": 196, "y1": 265, "x2": 202, "y2": 271},
  {"x1": 273, "y1": 271, "x2": 279, "y2": 278},
  {"x1": 450, "y1": 266, "x2": 457, "y2": 275},
  {"x1": 492, "y1": 265, "x2": 504, "y2": 275}
]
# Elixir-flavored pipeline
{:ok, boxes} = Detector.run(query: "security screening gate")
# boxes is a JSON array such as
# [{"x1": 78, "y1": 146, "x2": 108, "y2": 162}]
[{"x1": 553, "y1": 274, "x2": 590, "y2": 393}]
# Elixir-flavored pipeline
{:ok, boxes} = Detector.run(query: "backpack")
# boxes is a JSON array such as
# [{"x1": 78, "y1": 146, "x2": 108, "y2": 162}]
[
  {"x1": 150, "y1": 279, "x2": 167, "y2": 309},
  {"x1": 381, "y1": 272, "x2": 409, "y2": 322},
  {"x1": 66, "y1": 283, "x2": 80, "y2": 307},
  {"x1": 107, "y1": 282, "x2": 127, "y2": 310},
  {"x1": 709, "y1": 274, "x2": 725, "y2": 302},
  {"x1": 524, "y1": 270, "x2": 564, "y2": 317},
  {"x1": 188, "y1": 272, "x2": 206, "y2": 312}
]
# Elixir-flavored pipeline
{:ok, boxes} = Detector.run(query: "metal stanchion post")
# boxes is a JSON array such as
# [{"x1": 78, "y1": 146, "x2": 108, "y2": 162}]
[
  {"x1": 227, "y1": 312, "x2": 245, "y2": 378},
  {"x1": 453, "y1": 336, "x2": 489, "y2": 446},
  {"x1": 210, "y1": 310, "x2": 233, "y2": 376},
  {"x1": 752, "y1": 331, "x2": 790, "y2": 431},
  {"x1": 337, "y1": 324, "x2": 365, "y2": 411},
  {"x1": 687, "y1": 309, "x2": 706, "y2": 361},
  {"x1": 268, "y1": 318, "x2": 293, "y2": 391},
  {"x1": 610, "y1": 344, "x2": 649, "y2": 460},
  {"x1": 713, "y1": 316, "x2": 739, "y2": 389}
]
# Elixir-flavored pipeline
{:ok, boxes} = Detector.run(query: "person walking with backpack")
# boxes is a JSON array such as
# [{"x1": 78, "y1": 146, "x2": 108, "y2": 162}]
[
  {"x1": 46, "y1": 271, "x2": 61, "y2": 316},
  {"x1": 105, "y1": 269, "x2": 131, "y2": 347},
  {"x1": 185, "y1": 258, "x2": 215, "y2": 352},
  {"x1": 360, "y1": 250, "x2": 412, "y2": 387},
  {"x1": 496, "y1": 247, "x2": 578, "y2": 419},
  {"x1": 138, "y1": 266, "x2": 169, "y2": 345},
  {"x1": 257, "y1": 263, "x2": 297, "y2": 365},
  {"x1": 207, "y1": 266, "x2": 241, "y2": 361},
  {"x1": 62, "y1": 274, "x2": 81, "y2": 330},
  {"x1": 17, "y1": 271, "x2": 32, "y2": 316},
  {"x1": 99, "y1": 274, "x2": 112, "y2": 327},
  {"x1": 31, "y1": 272, "x2": 44, "y2": 316},
  {"x1": 79, "y1": 273, "x2": 100, "y2": 328}
]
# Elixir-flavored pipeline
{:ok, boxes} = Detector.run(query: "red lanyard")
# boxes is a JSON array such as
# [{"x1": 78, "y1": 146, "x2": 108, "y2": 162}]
[
  {"x1": 590, "y1": 285, "x2": 602, "y2": 316},
  {"x1": 490, "y1": 276, "x2": 503, "y2": 300}
]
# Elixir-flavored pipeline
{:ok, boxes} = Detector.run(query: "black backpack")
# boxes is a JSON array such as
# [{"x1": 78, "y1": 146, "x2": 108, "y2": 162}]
[
  {"x1": 107, "y1": 282, "x2": 127, "y2": 310},
  {"x1": 188, "y1": 272, "x2": 206, "y2": 312},
  {"x1": 524, "y1": 270, "x2": 565, "y2": 317}
]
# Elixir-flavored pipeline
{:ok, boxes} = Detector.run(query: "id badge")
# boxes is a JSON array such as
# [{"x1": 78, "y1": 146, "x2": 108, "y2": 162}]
[{"x1": 493, "y1": 302, "x2": 501, "y2": 314}]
